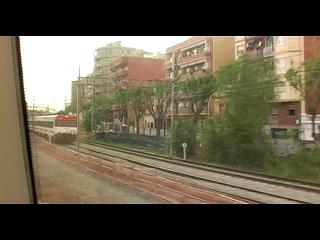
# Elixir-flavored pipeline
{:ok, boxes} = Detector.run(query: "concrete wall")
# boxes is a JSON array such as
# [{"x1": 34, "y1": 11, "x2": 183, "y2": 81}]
[
  {"x1": 212, "y1": 36, "x2": 235, "y2": 72},
  {"x1": 0, "y1": 37, "x2": 33, "y2": 203},
  {"x1": 274, "y1": 36, "x2": 303, "y2": 102}
]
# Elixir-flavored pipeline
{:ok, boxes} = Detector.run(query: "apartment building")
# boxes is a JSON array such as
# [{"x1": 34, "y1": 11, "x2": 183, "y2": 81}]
[
  {"x1": 108, "y1": 56, "x2": 165, "y2": 133},
  {"x1": 108, "y1": 56, "x2": 165, "y2": 89},
  {"x1": 93, "y1": 41, "x2": 147, "y2": 95},
  {"x1": 235, "y1": 36, "x2": 320, "y2": 141},
  {"x1": 70, "y1": 75, "x2": 94, "y2": 111},
  {"x1": 164, "y1": 36, "x2": 235, "y2": 119}
]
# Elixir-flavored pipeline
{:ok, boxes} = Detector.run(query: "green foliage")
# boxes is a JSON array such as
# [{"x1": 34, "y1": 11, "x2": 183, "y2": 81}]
[
  {"x1": 286, "y1": 57, "x2": 320, "y2": 104},
  {"x1": 146, "y1": 81, "x2": 172, "y2": 136},
  {"x1": 64, "y1": 103, "x2": 76, "y2": 114},
  {"x1": 170, "y1": 118, "x2": 197, "y2": 158},
  {"x1": 127, "y1": 87, "x2": 150, "y2": 133},
  {"x1": 202, "y1": 56, "x2": 278, "y2": 169},
  {"x1": 113, "y1": 88, "x2": 129, "y2": 122},
  {"x1": 81, "y1": 94, "x2": 113, "y2": 132},
  {"x1": 178, "y1": 75, "x2": 215, "y2": 122},
  {"x1": 286, "y1": 57, "x2": 320, "y2": 138},
  {"x1": 265, "y1": 145, "x2": 320, "y2": 182},
  {"x1": 276, "y1": 129, "x2": 300, "y2": 140},
  {"x1": 56, "y1": 110, "x2": 66, "y2": 115}
]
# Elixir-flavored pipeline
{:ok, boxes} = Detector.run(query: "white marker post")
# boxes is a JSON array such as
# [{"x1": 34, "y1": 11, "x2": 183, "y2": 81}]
[{"x1": 182, "y1": 143, "x2": 187, "y2": 160}]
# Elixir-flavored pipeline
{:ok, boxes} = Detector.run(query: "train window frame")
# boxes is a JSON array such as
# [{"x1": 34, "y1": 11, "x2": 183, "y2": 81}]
[{"x1": 0, "y1": 37, "x2": 37, "y2": 203}]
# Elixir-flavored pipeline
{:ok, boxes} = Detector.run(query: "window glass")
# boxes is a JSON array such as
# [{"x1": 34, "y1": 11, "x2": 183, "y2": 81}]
[{"x1": 19, "y1": 36, "x2": 320, "y2": 204}]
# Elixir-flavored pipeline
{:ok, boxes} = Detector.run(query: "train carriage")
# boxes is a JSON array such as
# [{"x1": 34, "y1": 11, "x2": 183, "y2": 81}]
[{"x1": 29, "y1": 115, "x2": 77, "y2": 143}]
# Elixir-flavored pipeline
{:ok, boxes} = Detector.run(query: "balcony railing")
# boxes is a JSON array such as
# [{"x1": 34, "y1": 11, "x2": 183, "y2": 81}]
[
  {"x1": 109, "y1": 57, "x2": 128, "y2": 69},
  {"x1": 109, "y1": 70, "x2": 128, "y2": 79},
  {"x1": 163, "y1": 61, "x2": 173, "y2": 69},
  {"x1": 177, "y1": 52, "x2": 206, "y2": 65},
  {"x1": 246, "y1": 48, "x2": 263, "y2": 57}
]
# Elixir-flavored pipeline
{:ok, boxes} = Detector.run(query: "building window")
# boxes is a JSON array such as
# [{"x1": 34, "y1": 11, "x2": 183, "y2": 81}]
[
  {"x1": 275, "y1": 58, "x2": 286, "y2": 69},
  {"x1": 276, "y1": 36, "x2": 286, "y2": 46},
  {"x1": 237, "y1": 45, "x2": 245, "y2": 56},
  {"x1": 246, "y1": 40, "x2": 255, "y2": 50},
  {"x1": 266, "y1": 36, "x2": 274, "y2": 48},
  {"x1": 288, "y1": 108, "x2": 296, "y2": 116}
]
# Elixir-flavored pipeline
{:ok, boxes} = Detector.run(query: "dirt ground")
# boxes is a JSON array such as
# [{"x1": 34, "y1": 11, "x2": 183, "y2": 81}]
[{"x1": 33, "y1": 147, "x2": 167, "y2": 203}]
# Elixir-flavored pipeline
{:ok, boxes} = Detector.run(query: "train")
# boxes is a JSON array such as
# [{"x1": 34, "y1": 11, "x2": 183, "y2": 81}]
[{"x1": 29, "y1": 114, "x2": 77, "y2": 143}]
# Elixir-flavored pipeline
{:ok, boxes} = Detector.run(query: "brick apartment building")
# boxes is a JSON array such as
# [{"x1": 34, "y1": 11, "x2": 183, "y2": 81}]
[
  {"x1": 235, "y1": 36, "x2": 320, "y2": 141},
  {"x1": 109, "y1": 56, "x2": 165, "y2": 89},
  {"x1": 163, "y1": 36, "x2": 235, "y2": 121},
  {"x1": 108, "y1": 56, "x2": 165, "y2": 134},
  {"x1": 93, "y1": 41, "x2": 147, "y2": 96}
]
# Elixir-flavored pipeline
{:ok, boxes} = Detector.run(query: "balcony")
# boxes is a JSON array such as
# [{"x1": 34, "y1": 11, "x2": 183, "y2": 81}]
[
  {"x1": 109, "y1": 69, "x2": 128, "y2": 79},
  {"x1": 109, "y1": 57, "x2": 128, "y2": 69},
  {"x1": 177, "y1": 51, "x2": 206, "y2": 66},
  {"x1": 163, "y1": 61, "x2": 173, "y2": 70},
  {"x1": 263, "y1": 46, "x2": 274, "y2": 57},
  {"x1": 246, "y1": 48, "x2": 263, "y2": 57}
]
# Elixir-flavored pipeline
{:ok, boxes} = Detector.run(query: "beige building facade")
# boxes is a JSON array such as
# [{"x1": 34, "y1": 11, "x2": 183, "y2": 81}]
[{"x1": 235, "y1": 36, "x2": 320, "y2": 141}]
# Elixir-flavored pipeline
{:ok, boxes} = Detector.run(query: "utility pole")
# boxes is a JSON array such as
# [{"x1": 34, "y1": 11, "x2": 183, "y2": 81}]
[
  {"x1": 77, "y1": 66, "x2": 80, "y2": 154},
  {"x1": 76, "y1": 75, "x2": 109, "y2": 137},
  {"x1": 170, "y1": 52, "x2": 175, "y2": 156}
]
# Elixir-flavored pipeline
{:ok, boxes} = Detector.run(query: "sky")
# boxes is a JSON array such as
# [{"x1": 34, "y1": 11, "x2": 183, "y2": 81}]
[{"x1": 20, "y1": 36, "x2": 190, "y2": 111}]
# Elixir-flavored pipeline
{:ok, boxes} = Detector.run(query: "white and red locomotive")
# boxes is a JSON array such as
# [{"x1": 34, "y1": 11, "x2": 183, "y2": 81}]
[{"x1": 29, "y1": 115, "x2": 77, "y2": 143}]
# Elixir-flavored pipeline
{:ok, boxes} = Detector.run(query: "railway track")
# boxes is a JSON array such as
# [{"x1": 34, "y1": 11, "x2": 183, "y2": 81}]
[
  {"x1": 34, "y1": 136, "x2": 253, "y2": 204},
  {"x1": 68, "y1": 140, "x2": 320, "y2": 203}
]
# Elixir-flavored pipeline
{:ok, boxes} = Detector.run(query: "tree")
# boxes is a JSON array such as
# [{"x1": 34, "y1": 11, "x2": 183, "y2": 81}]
[
  {"x1": 80, "y1": 94, "x2": 113, "y2": 132},
  {"x1": 81, "y1": 101, "x2": 92, "y2": 131},
  {"x1": 179, "y1": 75, "x2": 215, "y2": 123},
  {"x1": 127, "y1": 87, "x2": 149, "y2": 134},
  {"x1": 94, "y1": 94, "x2": 113, "y2": 128},
  {"x1": 202, "y1": 55, "x2": 278, "y2": 169},
  {"x1": 64, "y1": 103, "x2": 76, "y2": 114},
  {"x1": 113, "y1": 88, "x2": 129, "y2": 132},
  {"x1": 286, "y1": 57, "x2": 320, "y2": 139},
  {"x1": 171, "y1": 118, "x2": 197, "y2": 157},
  {"x1": 146, "y1": 81, "x2": 171, "y2": 137}
]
